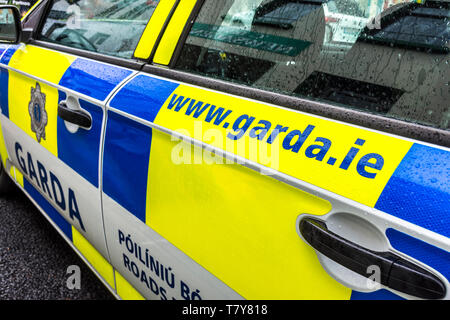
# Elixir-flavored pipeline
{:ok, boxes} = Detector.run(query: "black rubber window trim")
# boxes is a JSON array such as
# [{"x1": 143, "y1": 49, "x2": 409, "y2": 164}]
[{"x1": 141, "y1": 64, "x2": 450, "y2": 147}]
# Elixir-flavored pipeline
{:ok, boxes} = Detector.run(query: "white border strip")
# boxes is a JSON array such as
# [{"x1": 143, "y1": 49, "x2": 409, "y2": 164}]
[{"x1": 8, "y1": 174, "x2": 120, "y2": 300}]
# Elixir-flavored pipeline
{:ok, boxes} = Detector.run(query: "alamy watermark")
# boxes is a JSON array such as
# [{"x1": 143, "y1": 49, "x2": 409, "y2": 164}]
[
  {"x1": 66, "y1": 265, "x2": 81, "y2": 290},
  {"x1": 170, "y1": 121, "x2": 280, "y2": 175},
  {"x1": 366, "y1": 15, "x2": 382, "y2": 30},
  {"x1": 366, "y1": 265, "x2": 382, "y2": 290}
]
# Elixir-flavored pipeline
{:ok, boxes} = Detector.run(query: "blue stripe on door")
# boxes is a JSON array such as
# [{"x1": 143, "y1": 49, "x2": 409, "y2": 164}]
[
  {"x1": 57, "y1": 91, "x2": 103, "y2": 188},
  {"x1": 109, "y1": 74, "x2": 179, "y2": 123},
  {"x1": 0, "y1": 45, "x2": 17, "y2": 119},
  {"x1": 0, "y1": 67, "x2": 9, "y2": 118},
  {"x1": 0, "y1": 45, "x2": 7, "y2": 57},
  {"x1": 387, "y1": 228, "x2": 449, "y2": 281},
  {"x1": 24, "y1": 178, "x2": 73, "y2": 240},
  {"x1": 376, "y1": 144, "x2": 450, "y2": 237},
  {"x1": 59, "y1": 58, "x2": 133, "y2": 102},
  {"x1": 0, "y1": 46, "x2": 18, "y2": 65},
  {"x1": 102, "y1": 111, "x2": 153, "y2": 222},
  {"x1": 350, "y1": 289, "x2": 404, "y2": 300}
]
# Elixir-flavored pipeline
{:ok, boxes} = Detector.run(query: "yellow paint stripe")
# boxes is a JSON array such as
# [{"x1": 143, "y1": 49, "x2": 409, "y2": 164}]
[
  {"x1": 153, "y1": 0, "x2": 197, "y2": 65},
  {"x1": 8, "y1": 45, "x2": 76, "y2": 84},
  {"x1": 146, "y1": 130, "x2": 351, "y2": 299},
  {"x1": 134, "y1": 0, "x2": 178, "y2": 60},
  {"x1": 0, "y1": 122, "x2": 8, "y2": 167},
  {"x1": 9, "y1": 76, "x2": 59, "y2": 157},
  {"x1": 14, "y1": 167, "x2": 24, "y2": 188},
  {"x1": 154, "y1": 85, "x2": 413, "y2": 207},
  {"x1": 72, "y1": 227, "x2": 115, "y2": 289},
  {"x1": 7, "y1": 46, "x2": 76, "y2": 157},
  {"x1": 115, "y1": 270, "x2": 145, "y2": 300},
  {"x1": 145, "y1": 84, "x2": 413, "y2": 299}
]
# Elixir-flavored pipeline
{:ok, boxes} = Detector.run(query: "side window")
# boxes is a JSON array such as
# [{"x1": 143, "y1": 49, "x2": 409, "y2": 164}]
[
  {"x1": 38, "y1": 0, "x2": 160, "y2": 59},
  {"x1": 175, "y1": 0, "x2": 449, "y2": 130}
]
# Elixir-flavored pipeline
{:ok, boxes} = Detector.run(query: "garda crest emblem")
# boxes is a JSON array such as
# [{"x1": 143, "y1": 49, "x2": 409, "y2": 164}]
[{"x1": 28, "y1": 83, "x2": 48, "y2": 143}]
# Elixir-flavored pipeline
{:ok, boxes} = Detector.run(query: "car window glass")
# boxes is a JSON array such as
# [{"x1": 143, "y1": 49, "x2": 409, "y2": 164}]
[
  {"x1": 175, "y1": 0, "x2": 450, "y2": 130},
  {"x1": 39, "y1": 0, "x2": 160, "y2": 59},
  {"x1": 370, "y1": 6, "x2": 449, "y2": 48}
]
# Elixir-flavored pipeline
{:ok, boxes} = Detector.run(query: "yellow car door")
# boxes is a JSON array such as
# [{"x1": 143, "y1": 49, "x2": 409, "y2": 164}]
[
  {"x1": 2, "y1": 0, "x2": 446, "y2": 300},
  {"x1": 100, "y1": 0, "x2": 449, "y2": 300}
]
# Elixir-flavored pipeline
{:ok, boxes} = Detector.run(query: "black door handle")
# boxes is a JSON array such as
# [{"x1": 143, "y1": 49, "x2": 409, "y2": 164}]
[
  {"x1": 58, "y1": 102, "x2": 92, "y2": 129},
  {"x1": 299, "y1": 217, "x2": 446, "y2": 299}
]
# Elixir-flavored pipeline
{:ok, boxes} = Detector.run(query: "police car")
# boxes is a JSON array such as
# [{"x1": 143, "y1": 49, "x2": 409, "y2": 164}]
[{"x1": 0, "y1": 0, "x2": 448, "y2": 300}]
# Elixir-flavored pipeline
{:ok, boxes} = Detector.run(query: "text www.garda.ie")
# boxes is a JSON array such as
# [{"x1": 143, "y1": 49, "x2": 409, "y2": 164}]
[{"x1": 168, "y1": 94, "x2": 384, "y2": 180}]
